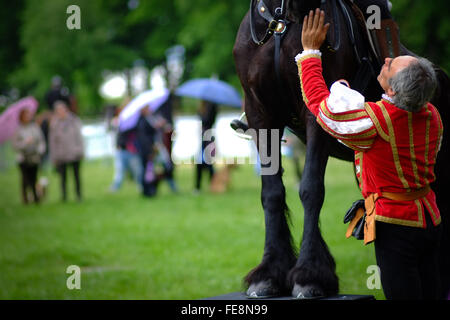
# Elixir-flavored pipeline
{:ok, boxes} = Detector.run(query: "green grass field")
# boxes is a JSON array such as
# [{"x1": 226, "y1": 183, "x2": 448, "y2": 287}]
[{"x1": 0, "y1": 154, "x2": 385, "y2": 300}]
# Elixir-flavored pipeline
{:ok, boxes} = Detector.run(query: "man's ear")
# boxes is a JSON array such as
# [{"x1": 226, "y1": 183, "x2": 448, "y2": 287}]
[{"x1": 387, "y1": 87, "x2": 396, "y2": 97}]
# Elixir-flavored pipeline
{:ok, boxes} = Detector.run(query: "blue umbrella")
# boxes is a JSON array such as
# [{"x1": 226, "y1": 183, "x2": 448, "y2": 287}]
[{"x1": 175, "y1": 78, "x2": 242, "y2": 108}]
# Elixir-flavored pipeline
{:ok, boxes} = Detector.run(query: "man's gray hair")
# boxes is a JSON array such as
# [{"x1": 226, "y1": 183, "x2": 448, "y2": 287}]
[{"x1": 389, "y1": 57, "x2": 437, "y2": 112}]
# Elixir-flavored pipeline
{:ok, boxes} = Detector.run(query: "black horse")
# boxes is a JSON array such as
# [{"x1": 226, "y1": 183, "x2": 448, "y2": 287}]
[{"x1": 233, "y1": 0, "x2": 450, "y2": 298}]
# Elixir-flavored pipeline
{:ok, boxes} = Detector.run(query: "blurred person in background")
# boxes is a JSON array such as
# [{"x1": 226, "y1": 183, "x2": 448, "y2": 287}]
[
  {"x1": 156, "y1": 92, "x2": 175, "y2": 155},
  {"x1": 41, "y1": 76, "x2": 78, "y2": 168},
  {"x1": 136, "y1": 106, "x2": 176, "y2": 197},
  {"x1": 45, "y1": 76, "x2": 70, "y2": 111},
  {"x1": 195, "y1": 100, "x2": 217, "y2": 193},
  {"x1": 45, "y1": 75, "x2": 78, "y2": 114},
  {"x1": 35, "y1": 110, "x2": 53, "y2": 169},
  {"x1": 12, "y1": 108, "x2": 46, "y2": 204},
  {"x1": 155, "y1": 92, "x2": 178, "y2": 192},
  {"x1": 136, "y1": 107, "x2": 158, "y2": 197},
  {"x1": 107, "y1": 99, "x2": 143, "y2": 193},
  {"x1": 49, "y1": 101, "x2": 84, "y2": 202},
  {"x1": 109, "y1": 127, "x2": 143, "y2": 193}
]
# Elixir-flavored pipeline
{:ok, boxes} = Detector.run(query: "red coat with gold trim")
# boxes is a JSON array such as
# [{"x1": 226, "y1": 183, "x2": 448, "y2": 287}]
[{"x1": 296, "y1": 52, "x2": 443, "y2": 228}]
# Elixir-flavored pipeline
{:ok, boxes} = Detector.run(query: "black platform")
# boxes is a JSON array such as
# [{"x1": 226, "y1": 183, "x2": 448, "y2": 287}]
[{"x1": 204, "y1": 292, "x2": 375, "y2": 300}]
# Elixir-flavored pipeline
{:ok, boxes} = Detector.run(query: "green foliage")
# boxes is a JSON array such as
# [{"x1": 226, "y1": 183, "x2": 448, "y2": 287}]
[
  {"x1": 176, "y1": 1, "x2": 247, "y2": 83},
  {"x1": 6, "y1": 0, "x2": 248, "y2": 115},
  {"x1": 391, "y1": 0, "x2": 450, "y2": 72},
  {"x1": 0, "y1": 0, "x2": 24, "y2": 93},
  {"x1": 9, "y1": 0, "x2": 138, "y2": 114},
  {"x1": 2, "y1": 0, "x2": 448, "y2": 116}
]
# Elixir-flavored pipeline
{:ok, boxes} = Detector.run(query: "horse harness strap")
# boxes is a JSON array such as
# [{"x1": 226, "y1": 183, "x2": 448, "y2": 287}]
[
  {"x1": 323, "y1": 0, "x2": 378, "y2": 94},
  {"x1": 341, "y1": 0, "x2": 378, "y2": 93},
  {"x1": 250, "y1": 0, "x2": 291, "y2": 118},
  {"x1": 250, "y1": 0, "x2": 289, "y2": 46},
  {"x1": 320, "y1": 0, "x2": 341, "y2": 52}
]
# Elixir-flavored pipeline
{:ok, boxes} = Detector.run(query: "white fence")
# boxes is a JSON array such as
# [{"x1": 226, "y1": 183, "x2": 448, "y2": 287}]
[{"x1": 82, "y1": 112, "x2": 255, "y2": 161}]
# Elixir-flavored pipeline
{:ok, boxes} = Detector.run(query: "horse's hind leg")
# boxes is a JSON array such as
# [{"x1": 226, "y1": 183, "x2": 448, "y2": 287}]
[
  {"x1": 288, "y1": 119, "x2": 339, "y2": 299},
  {"x1": 245, "y1": 127, "x2": 297, "y2": 298}
]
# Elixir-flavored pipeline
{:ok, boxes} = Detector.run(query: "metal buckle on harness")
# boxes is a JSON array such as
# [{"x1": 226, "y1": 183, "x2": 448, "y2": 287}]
[
  {"x1": 268, "y1": 19, "x2": 278, "y2": 32},
  {"x1": 274, "y1": 20, "x2": 287, "y2": 34}
]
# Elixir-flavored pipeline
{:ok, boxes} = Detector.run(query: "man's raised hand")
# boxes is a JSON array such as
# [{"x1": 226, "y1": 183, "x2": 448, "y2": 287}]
[{"x1": 301, "y1": 8, "x2": 330, "y2": 51}]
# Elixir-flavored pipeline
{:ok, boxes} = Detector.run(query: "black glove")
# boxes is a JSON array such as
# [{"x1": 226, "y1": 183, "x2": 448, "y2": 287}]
[
  {"x1": 352, "y1": 213, "x2": 366, "y2": 240},
  {"x1": 343, "y1": 199, "x2": 365, "y2": 224}
]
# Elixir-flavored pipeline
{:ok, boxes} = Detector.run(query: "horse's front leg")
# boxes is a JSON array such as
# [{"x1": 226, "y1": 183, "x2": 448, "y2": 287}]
[
  {"x1": 245, "y1": 127, "x2": 297, "y2": 298},
  {"x1": 288, "y1": 118, "x2": 339, "y2": 299}
]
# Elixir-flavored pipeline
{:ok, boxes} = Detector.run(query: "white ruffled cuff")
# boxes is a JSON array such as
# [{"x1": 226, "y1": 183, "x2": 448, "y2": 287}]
[
  {"x1": 328, "y1": 81, "x2": 365, "y2": 112},
  {"x1": 294, "y1": 49, "x2": 322, "y2": 63}
]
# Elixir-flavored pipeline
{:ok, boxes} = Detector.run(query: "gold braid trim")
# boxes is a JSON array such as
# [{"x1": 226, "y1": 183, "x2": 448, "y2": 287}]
[
  {"x1": 364, "y1": 102, "x2": 390, "y2": 141},
  {"x1": 319, "y1": 100, "x2": 369, "y2": 121},
  {"x1": 374, "y1": 200, "x2": 424, "y2": 228},
  {"x1": 376, "y1": 101, "x2": 411, "y2": 191},
  {"x1": 296, "y1": 54, "x2": 321, "y2": 105},
  {"x1": 408, "y1": 112, "x2": 422, "y2": 188},
  {"x1": 424, "y1": 108, "x2": 432, "y2": 185}
]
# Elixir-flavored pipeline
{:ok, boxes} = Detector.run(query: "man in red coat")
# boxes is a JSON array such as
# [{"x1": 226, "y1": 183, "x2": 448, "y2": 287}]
[{"x1": 297, "y1": 9, "x2": 443, "y2": 299}]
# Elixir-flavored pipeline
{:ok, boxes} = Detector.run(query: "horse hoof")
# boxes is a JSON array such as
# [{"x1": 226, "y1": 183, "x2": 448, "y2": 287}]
[
  {"x1": 246, "y1": 281, "x2": 281, "y2": 299},
  {"x1": 292, "y1": 284, "x2": 325, "y2": 300}
]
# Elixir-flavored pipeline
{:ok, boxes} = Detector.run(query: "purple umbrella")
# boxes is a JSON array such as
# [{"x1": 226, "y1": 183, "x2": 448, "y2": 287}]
[
  {"x1": 118, "y1": 88, "x2": 170, "y2": 132},
  {"x1": 0, "y1": 96, "x2": 39, "y2": 144}
]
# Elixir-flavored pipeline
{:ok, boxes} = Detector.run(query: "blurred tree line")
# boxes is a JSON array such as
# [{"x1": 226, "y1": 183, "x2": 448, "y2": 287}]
[
  {"x1": 0, "y1": 0, "x2": 448, "y2": 116},
  {"x1": 391, "y1": 0, "x2": 449, "y2": 72}
]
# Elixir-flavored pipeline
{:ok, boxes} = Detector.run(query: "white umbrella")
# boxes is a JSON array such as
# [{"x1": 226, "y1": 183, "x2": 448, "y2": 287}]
[{"x1": 118, "y1": 88, "x2": 170, "y2": 132}]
